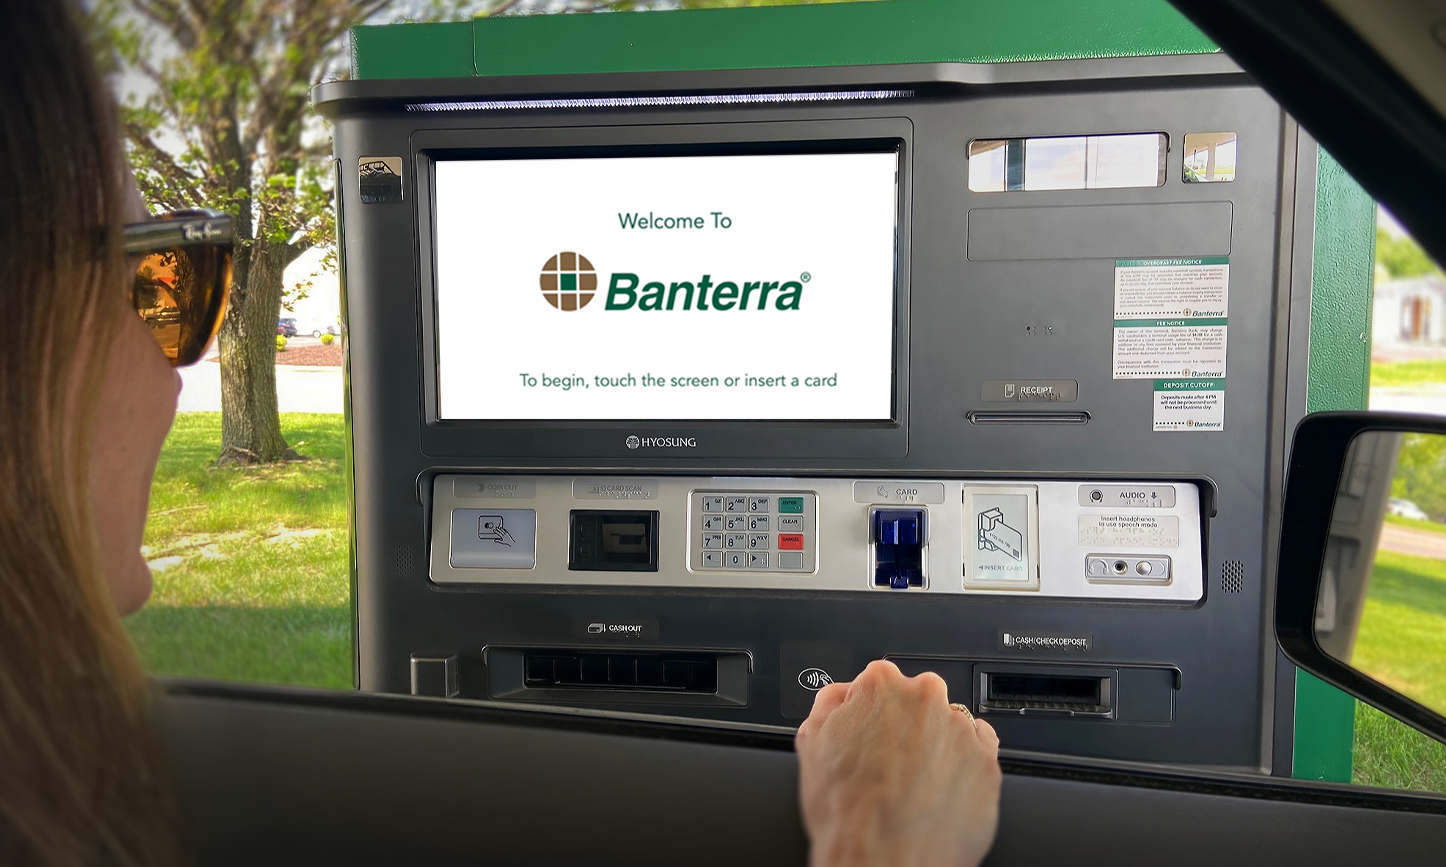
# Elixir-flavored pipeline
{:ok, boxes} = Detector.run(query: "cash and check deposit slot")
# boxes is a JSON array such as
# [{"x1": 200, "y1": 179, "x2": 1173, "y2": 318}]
[{"x1": 320, "y1": 40, "x2": 1309, "y2": 771}]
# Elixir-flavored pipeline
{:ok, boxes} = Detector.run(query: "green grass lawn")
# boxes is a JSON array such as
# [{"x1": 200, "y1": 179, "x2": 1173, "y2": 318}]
[
  {"x1": 1370, "y1": 359, "x2": 1446, "y2": 390},
  {"x1": 1353, "y1": 703, "x2": 1446, "y2": 792},
  {"x1": 125, "y1": 413, "x2": 352, "y2": 689},
  {"x1": 1384, "y1": 513, "x2": 1446, "y2": 535},
  {"x1": 1353, "y1": 549, "x2": 1446, "y2": 710},
  {"x1": 1348, "y1": 548, "x2": 1446, "y2": 791}
]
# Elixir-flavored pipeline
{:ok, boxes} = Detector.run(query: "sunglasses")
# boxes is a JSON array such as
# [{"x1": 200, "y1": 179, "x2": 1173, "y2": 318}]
[{"x1": 123, "y1": 209, "x2": 235, "y2": 367}]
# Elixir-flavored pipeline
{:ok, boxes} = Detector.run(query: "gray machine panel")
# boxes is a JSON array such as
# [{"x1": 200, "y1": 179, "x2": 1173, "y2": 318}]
[
  {"x1": 429, "y1": 474, "x2": 1203, "y2": 600},
  {"x1": 320, "y1": 56, "x2": 1299, "y2": 771}
]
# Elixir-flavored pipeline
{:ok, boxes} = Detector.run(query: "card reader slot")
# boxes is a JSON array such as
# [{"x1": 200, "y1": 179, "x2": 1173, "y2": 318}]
[{"x1": 568, "y1": 510, "x2": 660, "y2": 572}]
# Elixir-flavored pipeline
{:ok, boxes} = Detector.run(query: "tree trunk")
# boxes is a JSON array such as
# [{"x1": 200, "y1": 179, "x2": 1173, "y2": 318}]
[{"x1": 217, "y1": 240, "x2": 296, "y2": 465}]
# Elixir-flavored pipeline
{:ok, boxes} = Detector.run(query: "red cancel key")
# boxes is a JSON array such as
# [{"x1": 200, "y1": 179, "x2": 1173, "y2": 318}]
[{"x1": 778, "y1": 533, "x2": 805, "y2": 551}]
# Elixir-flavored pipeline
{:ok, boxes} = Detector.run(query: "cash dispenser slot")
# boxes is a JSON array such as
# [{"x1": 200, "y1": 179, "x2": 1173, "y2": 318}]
[
  {"x1": 484, "y1": 647, "x2": 750, "y2": 707},
  {"x1": 525, "y1": 650, "x2": 717, "y2": 692}
]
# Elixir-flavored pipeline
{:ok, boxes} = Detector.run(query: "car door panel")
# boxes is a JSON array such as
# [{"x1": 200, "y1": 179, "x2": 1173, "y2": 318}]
[{"x1": 153, "y1": 683, "x2": 1446, "y2": 866}]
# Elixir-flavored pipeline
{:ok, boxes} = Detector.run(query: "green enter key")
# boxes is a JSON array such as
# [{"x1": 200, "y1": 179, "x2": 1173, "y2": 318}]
[{"x1": 778, "y1": 497, "x2": 805, "y2": 514}]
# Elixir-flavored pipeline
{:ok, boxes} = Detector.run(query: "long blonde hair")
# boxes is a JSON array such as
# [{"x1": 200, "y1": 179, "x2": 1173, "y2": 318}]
[{"x1": 0, "y1": 1, "x2": 186, "y2": 863}]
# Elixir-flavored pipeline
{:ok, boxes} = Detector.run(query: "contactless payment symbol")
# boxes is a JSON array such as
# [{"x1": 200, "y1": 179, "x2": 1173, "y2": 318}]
[
  {"x1": 798, "y1": 668, "x2": 834, "y2": 691},
  {"x1": 540, "y1": 252, "x2": 597, "y2": 311}
]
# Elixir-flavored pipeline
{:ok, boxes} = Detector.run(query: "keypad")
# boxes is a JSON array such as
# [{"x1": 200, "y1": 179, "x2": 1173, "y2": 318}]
[{"x1": 694, "y1": 490, "x2": 814, "y2": 573}]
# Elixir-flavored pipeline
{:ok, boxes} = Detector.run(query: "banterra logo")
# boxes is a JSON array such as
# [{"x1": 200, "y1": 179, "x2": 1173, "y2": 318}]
[
  {"x1": 539, "y1": 252, "x2": 598, "y2": 311},
  {"x1": 626, "y1": 435, "x2": 698, "y2": 450},
  {"x1": 540, "y1": 252, "x2": 807, "y2": 312}
]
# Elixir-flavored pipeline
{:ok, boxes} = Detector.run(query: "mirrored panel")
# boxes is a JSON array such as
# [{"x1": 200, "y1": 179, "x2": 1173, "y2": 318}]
[
  {"x1": 968, "y1": 133, "x2": 1167, "y2": 192},
  {"x1": 1319, "y1": 431, "x2": 1446, "y2": 716},
  {"x1": 1182, "y1": 131, "x2": 1236, "y2": 182}
]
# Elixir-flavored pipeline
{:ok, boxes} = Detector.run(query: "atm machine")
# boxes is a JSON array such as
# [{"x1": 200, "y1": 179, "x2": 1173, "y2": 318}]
[{"x1": 314, "y1": 1, "x2": 1327, "y2": 772}]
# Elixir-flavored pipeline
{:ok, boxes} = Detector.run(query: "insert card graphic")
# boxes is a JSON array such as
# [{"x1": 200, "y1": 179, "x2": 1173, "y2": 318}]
[
  {"x1": 964, "y1": 486, "x2": 1039, "y2": 590},
  {"x1": 978, "y1": 508, "x2": 1024, "y2": 560}
]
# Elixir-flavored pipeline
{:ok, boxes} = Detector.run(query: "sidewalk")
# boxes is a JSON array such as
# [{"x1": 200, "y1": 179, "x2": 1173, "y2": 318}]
[{"x1": 179, "y1": 344, "x2": 343, "y2": 414}]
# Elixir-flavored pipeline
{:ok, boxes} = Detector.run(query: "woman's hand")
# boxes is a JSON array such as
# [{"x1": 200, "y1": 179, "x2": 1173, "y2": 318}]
[{"x1": 795, "y1": 659, "x2": 1002, "y2": 867}]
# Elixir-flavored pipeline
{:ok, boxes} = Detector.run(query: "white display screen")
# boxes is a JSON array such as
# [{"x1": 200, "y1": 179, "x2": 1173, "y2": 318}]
[{"x1": 432, "y1": 149, "x2": 899, "y2": 421}]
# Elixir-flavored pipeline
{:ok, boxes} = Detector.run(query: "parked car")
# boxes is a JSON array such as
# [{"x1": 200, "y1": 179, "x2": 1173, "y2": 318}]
[
  {"x1": 1388, "y1": 498, "x2": 1430, "y2": 521},
  {"x1": 277, "y1": 317, "x2": 298, "y2": 337},
  {"x1": 300, "y1": 319, "x2": 341, "y2": 338}
]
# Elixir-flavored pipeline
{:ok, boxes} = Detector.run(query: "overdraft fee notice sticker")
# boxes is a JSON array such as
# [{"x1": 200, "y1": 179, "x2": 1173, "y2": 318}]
[{"x1": 1112, "y1": 257, "x2": 1228, "y2": 432}]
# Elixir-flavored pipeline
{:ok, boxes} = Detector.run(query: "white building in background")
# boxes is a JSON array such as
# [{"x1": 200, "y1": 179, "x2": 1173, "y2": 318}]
[
  {"x1": 282, "y1": 248, "x2": 342, "y2": 337},
  {"x1": 1373, "y1": 276, "x2": 1446, "y2": 347}
]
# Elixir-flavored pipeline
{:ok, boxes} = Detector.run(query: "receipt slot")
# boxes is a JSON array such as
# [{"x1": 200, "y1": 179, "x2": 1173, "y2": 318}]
[{"x1": 317, "y1": 0, "x2": 1353, "y2": 773}]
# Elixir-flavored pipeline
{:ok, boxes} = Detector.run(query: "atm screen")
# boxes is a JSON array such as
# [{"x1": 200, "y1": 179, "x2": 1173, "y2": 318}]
[{"x1": 431, "y1": 148, "x2": 901, "y2": 421}]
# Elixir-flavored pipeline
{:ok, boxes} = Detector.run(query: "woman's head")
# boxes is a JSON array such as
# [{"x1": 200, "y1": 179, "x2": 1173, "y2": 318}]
[{"x1": 0, "y1": 0, "x2": 188, "y2": 863}]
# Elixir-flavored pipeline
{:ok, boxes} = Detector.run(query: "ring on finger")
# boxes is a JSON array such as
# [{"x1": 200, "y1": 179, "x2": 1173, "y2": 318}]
[{"x1": 949, "y1": 702, "x2": 975, "y2": 723}]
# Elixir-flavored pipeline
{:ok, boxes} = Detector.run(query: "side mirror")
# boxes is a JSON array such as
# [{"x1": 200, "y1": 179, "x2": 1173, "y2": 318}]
[{"x1": 1279, "y1": 412, "x2": 1446, "y2": 744}]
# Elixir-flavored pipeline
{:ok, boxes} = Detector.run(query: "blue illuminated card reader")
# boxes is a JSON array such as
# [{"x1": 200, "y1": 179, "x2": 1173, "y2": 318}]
[{"x1": 872, "y1": 509, "x2": 926, "y2": 589}]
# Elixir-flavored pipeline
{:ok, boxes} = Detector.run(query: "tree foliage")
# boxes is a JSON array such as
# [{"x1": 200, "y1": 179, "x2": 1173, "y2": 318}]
[
  {"x1": 1377, "y1": 227, "x2": 1444, "y2": 281},
  {"x1": 95, "y1": 0, "x2": 854, "y2": 463},
  {"x1": 95, "y1": 0, "x2": 405, "y2": 463},
  {"x1": 1392, "y1": 434, "x2": 1446, "y2": 521}
]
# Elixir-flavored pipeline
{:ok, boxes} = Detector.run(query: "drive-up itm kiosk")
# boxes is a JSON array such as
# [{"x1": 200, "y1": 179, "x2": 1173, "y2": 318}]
[{"x1": 313, "y1": 0, "x2": 1362, "y2": 773}]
